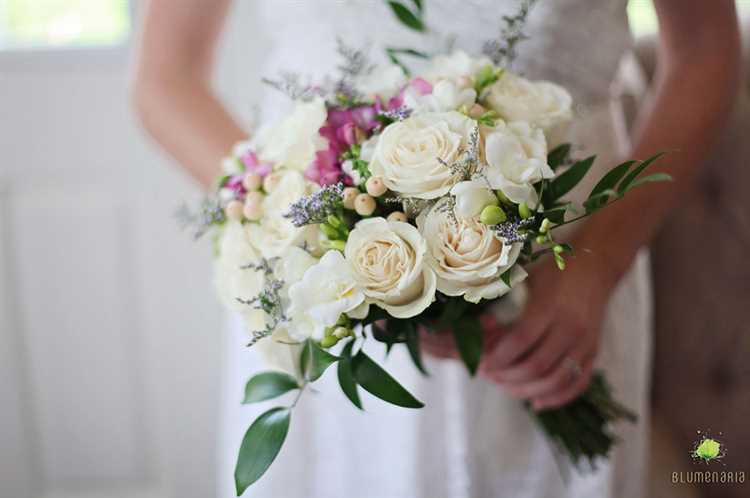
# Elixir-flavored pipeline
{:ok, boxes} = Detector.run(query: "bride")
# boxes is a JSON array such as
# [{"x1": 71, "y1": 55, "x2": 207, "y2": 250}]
[{"x1": 133, "y1": 1, "x2": 740, "y2": 497}]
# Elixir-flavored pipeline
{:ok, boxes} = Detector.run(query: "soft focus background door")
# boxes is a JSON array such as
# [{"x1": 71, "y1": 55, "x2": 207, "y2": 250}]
[{"x1": 0, "y1": 2, "x2": 222, "y2": 497}]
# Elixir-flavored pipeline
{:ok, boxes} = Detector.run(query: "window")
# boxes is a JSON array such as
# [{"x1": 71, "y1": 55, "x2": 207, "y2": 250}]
[{"x1": 0, "y1": 0, "x2": 130, "y2": 49}]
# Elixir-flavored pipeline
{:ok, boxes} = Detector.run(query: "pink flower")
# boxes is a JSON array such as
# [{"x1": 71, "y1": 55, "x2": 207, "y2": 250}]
[
  {"x1": 239, "y1": 151, "x2": 273, "y2": 177},
  {"x1": 409, "y1": 77, "x2": 433, "y2": 95}
]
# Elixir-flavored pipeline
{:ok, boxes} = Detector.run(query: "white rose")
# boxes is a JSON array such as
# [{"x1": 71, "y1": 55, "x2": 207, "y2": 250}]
[
  {"x1": 485, "y1": 72, "x2": 573, "y2": 133},
  {"x1": 451, "y1": 179, "x2": 499, "y2": 219},
  {"x1": 423, "y1": 50, "x2": 492, "y2": 84},
  {"x1": 369, "y1": 111, "x2": 476, "y2": 199},
  {"x1": 345, "y1": 218, "x2": 437, "y2": 318},
  {"x1": 403, "y1": 79, "x2": 477, "y2": 113},
  {"x1": 254, "y1": 97, "x2": 328, "y2": 171},
  {"x1": 286, "y1": 251, "x2": 366, "y2": 341},
  {"x1": 247, "y1": 170, "x2": 319, "y2": 259},
  {"x1": 417, "y1": 199, "x2": 527, "y2": 303},
  {"x1": 484, "y1": 121, "x2": 554, "y2": 208},
  {"x1": 356, "y1": 63, "x2": 407, "y2": 100}
]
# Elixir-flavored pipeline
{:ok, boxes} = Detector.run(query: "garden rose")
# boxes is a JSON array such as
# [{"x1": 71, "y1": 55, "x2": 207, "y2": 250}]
[
  {"x1": 485, "y1": 72, "x2": 573, "y2": 133},
  {"x1": 417, "y1": 199, "x2": 526, "y2": 303},
  {"x1": 345, "y1": 218, "x2": 436, "y2": 318},
  {"x1": 423, "y1": 50, "x2": 492, "y2": 84},
  {"x1": 368, "y1": 111, "x2": 476, "y2": 199}
]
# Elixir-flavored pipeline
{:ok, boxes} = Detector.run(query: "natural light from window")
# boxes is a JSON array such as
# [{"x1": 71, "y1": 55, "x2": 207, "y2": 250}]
[{"x1": 0, "y1": 0, "x2": 130, "y2": 49}]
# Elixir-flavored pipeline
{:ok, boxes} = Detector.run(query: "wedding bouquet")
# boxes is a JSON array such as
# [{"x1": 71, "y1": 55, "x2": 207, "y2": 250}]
[{"x1": 181, "y1": 2, "x2": 669, "y2": 494}]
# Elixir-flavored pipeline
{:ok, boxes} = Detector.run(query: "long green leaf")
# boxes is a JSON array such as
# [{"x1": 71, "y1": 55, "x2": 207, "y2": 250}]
[
  {"x1": 404, "y1": 324, "x2": 428, "y2": 375},
  {"x1": 387, "y1": 1, "x2": 425, "y2": 31},
  {"x1": 585, "y1": 160, "x2": 635, "y2": 212},
  {"x1": 337, "y1": 341, "x2": 363, "y2": 410},
  {"x1": 235, "y1": 407, "x2": 291, "y2": 495},
  {"x1": 351, "y1": 351, "x2": 424, "y2": 408},
  {"x1": 243, "y1": 372, "x2": 299, "y2": 404},
  {"x1": 300, "y1": 339, "x2": 338, "y2": 382},
  {"x1": 623, "y1": 172, "x2": 673, "y2": 191},
  {"x1": 544, "y1": 156, "x2": 595, "y2": 204},
  {"x1": 547, "y1": 143, "x2": 572, "y2": 171},
  {"x1": 616, "y1": 153, "x2": 665, "y2": 195},
  {"x1": 452, "y1": 315, "x2": 483, "y2": 376}
]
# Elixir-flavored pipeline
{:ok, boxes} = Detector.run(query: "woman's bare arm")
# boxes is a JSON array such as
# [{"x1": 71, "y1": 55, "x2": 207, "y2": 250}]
[
  {"x1": 132, "y1": 0, "x2": 245, "y2": 188},
  {"x1": 481, "y1": 0, "x2": 742, "y2": 410}
]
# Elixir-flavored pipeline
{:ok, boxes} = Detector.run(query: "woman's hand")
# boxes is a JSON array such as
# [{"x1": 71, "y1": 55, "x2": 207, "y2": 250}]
[{"x1": 479, "y1": 247, "x2": 615, "y2": 411}]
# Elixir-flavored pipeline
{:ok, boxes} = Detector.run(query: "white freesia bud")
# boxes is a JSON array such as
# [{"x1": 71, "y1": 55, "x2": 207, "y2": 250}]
[
  {"x1": 286, "y1": 250, "x2": 365, "y2": 341},
  {"x1": 451, "y1": 180, "x2": 499, "y2": 219},
  {"x1": 484, "y1": 121, "x2": 554, "y2": 208}
]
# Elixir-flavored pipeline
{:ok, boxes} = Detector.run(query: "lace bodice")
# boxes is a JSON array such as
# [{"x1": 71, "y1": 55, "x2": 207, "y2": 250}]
[{"x1": 222, "y1": 0, "x2": 632, "y2": 121}]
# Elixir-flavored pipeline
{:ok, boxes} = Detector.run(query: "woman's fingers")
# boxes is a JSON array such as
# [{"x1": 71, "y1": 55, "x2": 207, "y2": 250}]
[
  {"x1": 531, "y1": 354, "x2": 596, "y2": 411},
  {"x1": 479, "y1": 308, "x2": 550, "y2": 374},
  {"x1": 419, "y1": 328, "x2": 458, "y2": 360},
  {"x1": 499, "y1": 344, "x2": 592, "y2": 400},
  {"x1": 489, "y1": 324, "x2": 575, "y2": 384}
]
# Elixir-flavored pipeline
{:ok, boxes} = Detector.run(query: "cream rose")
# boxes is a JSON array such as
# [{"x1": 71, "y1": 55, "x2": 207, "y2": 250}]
[
  {"x1": 253, "y1": 97, "x2": 328, "y2": 171},
  {"x1": 423, "y1": 50, "x2": 492, "y2": 84},
  {"x1": 484, "y1": 121, "x2": 554, "y2": 208},
  {"x1": 485, "y1": 72, "x2": 573, "y2": 133},
  {"x1": 403, "y1": 79, "x2": 477, "y2": 113},
  {"x1": 417, "y1": 199, "x2": 527, "y2": 303},
  {"x1": 344, "y1": 218, "x2": 437, "y2": 318},
  {"x1": 247, "y1": 170, "x2": 319, "y2": 259},
  {"x1": 368, "y1": 111, "x2": 476, "y2": 199},
  {"x1": 356, "y1": 63, "x2": 407, "y2": 100}
]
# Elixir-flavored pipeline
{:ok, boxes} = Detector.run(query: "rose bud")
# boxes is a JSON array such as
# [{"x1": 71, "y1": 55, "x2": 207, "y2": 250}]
[
  {"x1": 342, "y1": 187, "x2": 360, "y2": 210},
  {"x1": 387, "y1": 211, "x2": 408, "y2": 223},
  {"x1": 224, "y1": 200, "x2": 244, "y2": 221},
  {"x1": 242, "y1": 172, "x2": 262, "y2": 191}
]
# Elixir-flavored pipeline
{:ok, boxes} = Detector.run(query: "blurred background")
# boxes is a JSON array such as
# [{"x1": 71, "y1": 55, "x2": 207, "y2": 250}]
[{"x1": 0, "y1": 1, "x2": 748, "y2": 498}]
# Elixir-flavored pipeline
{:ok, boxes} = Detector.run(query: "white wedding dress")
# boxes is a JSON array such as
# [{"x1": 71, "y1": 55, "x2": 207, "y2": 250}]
[{"x1": 216, "y1": 1, "x2": 652, "y2": 497}]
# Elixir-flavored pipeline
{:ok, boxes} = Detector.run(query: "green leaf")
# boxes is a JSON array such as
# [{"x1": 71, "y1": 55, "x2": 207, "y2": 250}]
[
  {"x1": 387, "y1": 1, "x2": 425, "y2": 31},
  {"x1": 337, "y1": 341, "x2": 363, "y2": 410},
  {"x1": 616, "y1": 153, "x2": 666, "y2": 195},
  {"x1": 622, "y1": 172, "x2": 673, "y2": 191},
  {"x1": 437, "y1": 298, "x2": 469, "y2": 328},
  {"x1": 585, "y1": 160, "x2": 635, "y2": 212},
  {"x1": 351, "y1": 350, "x2": 424, "y2": 408},
  {"x1": 243, "y1": 372, "x2": 299, "y2": 404},
  {"x1": 500, "y1": 268, "x2": 513, "y2": 287},
  {"x1": 452, "y1": 315, "x2": 483, "y2": 376},
  {"x1": 544, "y1": 155, "x2": 595, "y2": 204},
  {"x1": 385, "y1": 47, "x2": 429, "y2": 75},
  {"x1": 547, "y1": 143, "x2": 572, "y2": 171},
  {"x1": 582, "y1": 189, "x2": 618, "y2": 214},
  {"x1": 411, "y1": 0, "x2": 423, "y2": 12},
  {"x1": 235, "y1": 407, "x2": 291, "y2": 495},
  {"x1": 541, "y1": 203, "x2": 575, "y2": 224},
  {"x1": 300, "y1": 339, "x2": 338, "y2": 382},
  {"x1": 404, "y1": 324, "x2": 428, "y2": 375}
]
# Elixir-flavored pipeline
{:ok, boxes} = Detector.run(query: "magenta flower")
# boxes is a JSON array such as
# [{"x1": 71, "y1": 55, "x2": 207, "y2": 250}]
[{"x1": 239, "y1": 151, "x2": 273, "y2": 177}]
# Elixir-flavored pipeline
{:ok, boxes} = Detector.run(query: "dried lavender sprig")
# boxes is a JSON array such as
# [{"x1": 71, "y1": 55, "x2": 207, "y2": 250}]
[
  {"x1": 262, "y1": 72, "x2": 322, "y2": 101},
  {"x1": 336, "y1": 37, "x2": 373, "y2": 80},
  {"x1": 175, "y1": 197, "x2": 225, "y2": 240},
  {"x1": 284, "y1": 183, "x2": 344, "y2": 227},
  {"x1": 493, "y1": 216, "x2": 536, "y2": 244},
  {"x1": 236, "y1": 260, "x2": 288, "y2": 347},
  {"x1": 438, "y1": 125, "x2": 481, "y2": 181},
  {"x1": 482, "y1": 0, "x2": 539, "y2": 67},
  {"x1": 378, "y1": 105, "x2": 413, "y2": 122}
]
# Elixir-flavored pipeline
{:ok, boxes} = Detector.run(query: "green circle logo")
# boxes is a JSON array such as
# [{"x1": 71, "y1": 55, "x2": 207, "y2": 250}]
[{"x1": 691, "y1": 431, "x2": 726, "y2": 464}]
